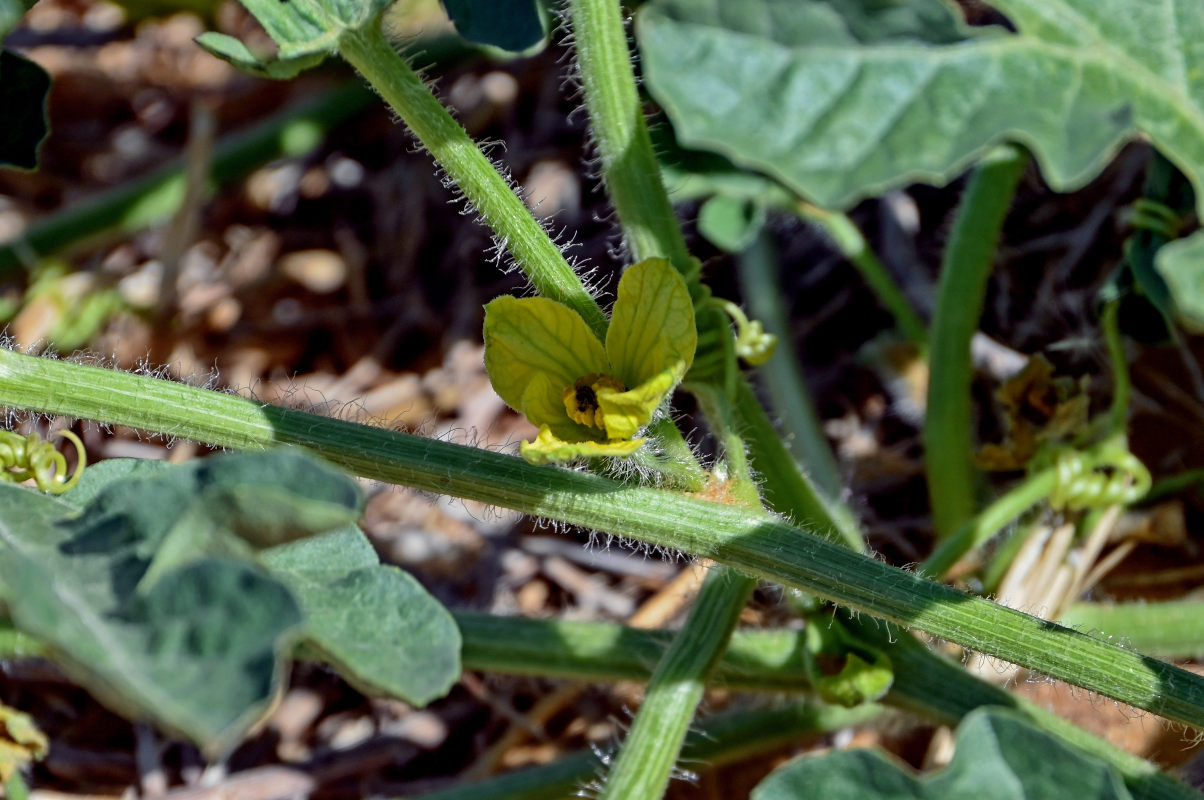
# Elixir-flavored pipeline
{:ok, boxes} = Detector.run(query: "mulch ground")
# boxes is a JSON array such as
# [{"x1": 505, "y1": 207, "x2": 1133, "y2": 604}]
[{"x1": 3, "y1": 0, "x2": 1204, "y2": 797}]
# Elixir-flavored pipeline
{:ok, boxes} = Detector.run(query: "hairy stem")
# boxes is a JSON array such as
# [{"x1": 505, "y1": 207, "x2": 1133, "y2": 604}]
[
  {"x1": 737, "y1": 231, "x2": 844, "y2": 499},
  {"x1": 600, "y1": 386, "x2": 758, "y2": 800},
  {"x1": 4, "y1": 353, "x2": 1204, "y2": 729},
  {"x1": 568, "y1": 0, "x2": 693, "y2": 275},
  {"x1": 337, "y1": 27, "x2": 608, "y2": 338}
]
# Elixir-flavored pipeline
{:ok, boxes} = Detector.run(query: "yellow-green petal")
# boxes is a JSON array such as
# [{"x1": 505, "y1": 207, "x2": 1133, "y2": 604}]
[
  {"x1": 520, "y1": 425, "x2": 646, "y2": 465},
  {"x1": 483, "y1": 295, "x2": 610, "y2": 417},
  {"x1": 596, "y1": 370, "x2": 676, "y2": 440},
  {"x1": 521, "y1": 373, "x2": 595, "y2": 441},
  {"x1": 606, "y1": 258, "x2": 696, "y2": 389}
]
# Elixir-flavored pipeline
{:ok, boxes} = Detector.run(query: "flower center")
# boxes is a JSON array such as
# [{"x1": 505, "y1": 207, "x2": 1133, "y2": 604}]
[{"x1": 563, "y1": 373, "x2": 627, "y2": 430}]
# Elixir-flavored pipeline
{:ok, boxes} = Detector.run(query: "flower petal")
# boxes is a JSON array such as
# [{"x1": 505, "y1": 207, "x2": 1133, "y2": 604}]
[
  {"x1": 483, "y1": 295, "x2": 610, "y2": 424},
  {"x1": 520, "y1": 425, "x2": 646, "y2": 465},
  {"x1": 521, "y1": 373, "x2": 595, "y2": 441},
  {"x1": 596, "y1": 370, "x2": 676, "y2": 440},
  {"x1": 606, "y1": 258, "x2": 696, "y2": 389}
]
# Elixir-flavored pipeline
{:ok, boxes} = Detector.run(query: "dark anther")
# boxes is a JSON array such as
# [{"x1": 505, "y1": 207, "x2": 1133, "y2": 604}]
[{"x1": 575, "y1": 385, "x2": 597, "y2": 412}]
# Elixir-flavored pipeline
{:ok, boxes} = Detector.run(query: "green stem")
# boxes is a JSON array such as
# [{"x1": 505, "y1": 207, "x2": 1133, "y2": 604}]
[
  {"x1": 795, "y1": 203, "x2": 929, "y2": 350},
  {"x1": 737, "y1": 232, "x2": 844, "y2": 500},
  {"x1": 407, "y1": 701, "x2": 880, "y2": 800},
  {"x1": 3, "y1": 608, "x2": 1192, "y2": 799},
  {"x1": 627, "y1": 417, "x2": 706, "y2": 492},
  {"x1": 599, "y1": 567, "x2": 754, "y2": 799},
  {"x1": 1102, "y1": 299, "x2": 1131, "y2": 436},
  {"x1": 336, "y1": 27, "x2": 608, "y2": 338},
  {"x1": 732, "y1": 377, "x2": 864, "y2": 551},
  {"x1": 568, "y1": 0, "x2": 692, "y2": 275},
  {"x1": 0, "y1": 81, "x2": 377, "y2": 278},
  {"x1": 4, "y1": 352, "x2": 1204, "y2": 729},
  {"x1": 454, "y1": 611, "x2": 813, "y2": 691},
  {"x1": 920, "y1": 467, "x2": 1057, "y2": 578},
  {"x1": 599, "y1": 386, "x2": 757, "y2": 800},
  {"x1": 1061, "y1": 601, "x2": 1204, "y2": 661},
  {"x1": 925, "y1": 144, "x2": 1028, "y2": 537}
]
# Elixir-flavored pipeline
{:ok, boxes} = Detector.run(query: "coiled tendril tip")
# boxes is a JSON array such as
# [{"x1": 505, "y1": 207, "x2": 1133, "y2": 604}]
[{"x1": 0, "y1": 429, "x2": 87, "y2": 494}]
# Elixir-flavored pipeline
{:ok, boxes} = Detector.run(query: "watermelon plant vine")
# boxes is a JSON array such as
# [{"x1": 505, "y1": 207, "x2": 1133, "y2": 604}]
[{"x1": 2, "y1": 0, "x2": 1204, "y2": 798}]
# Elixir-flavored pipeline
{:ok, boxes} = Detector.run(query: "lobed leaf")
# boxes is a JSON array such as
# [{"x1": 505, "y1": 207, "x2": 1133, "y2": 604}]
[
  {"x1": 196, "y1": 0, "x2": 392, "y2": 77},
  {"x1": 638, "y1": 0, "x2": 1204, "y2": 217},
  {"x1": 261, "y1": 526, "x2": 460, "y2": 706},
  {"x1": 0, "y1": 451, "x2": 365, "y2": 752},
  {"x1": 0, "y1": 483, "x2": 300, "y2": 752},
  {"x1": 752, "y1": 707, "x2": 1132, "y2": 800}
]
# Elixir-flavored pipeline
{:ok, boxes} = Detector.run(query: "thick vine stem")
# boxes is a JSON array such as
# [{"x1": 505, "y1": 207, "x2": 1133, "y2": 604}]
[
  {"x1": 925, "y1": 144, "x2": 1028, "y2": 538},
  {"x1": 5, "y1": 352, "x2": 1204, "y2": 730},
  {"x1": 336, "y1": 27, "x2": 609, "y2": 338},
  {"x1": 568, "y1": 0, "x2": 693, "y2": 275}
]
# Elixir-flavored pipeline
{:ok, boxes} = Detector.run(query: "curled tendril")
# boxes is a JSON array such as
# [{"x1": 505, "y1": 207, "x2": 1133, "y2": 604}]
[
  {"x1": 0, "y1": 430, "x2": 86, "y2": 494},
  {"x1": 1047, "y1": 443, "x2": 1151, "y2": 512},
  {"x1": 717, "y1": 299, "x2": 777, "y2": 366}
]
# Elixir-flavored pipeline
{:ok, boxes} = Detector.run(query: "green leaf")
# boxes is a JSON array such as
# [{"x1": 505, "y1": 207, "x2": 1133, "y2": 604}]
[
  {"x1": 68, "y1": 450, "x2": 363, "y2": 586},
  {"x1": 442, "y1": 0, "x2": 544, "y2": 52},
  {"x1": 63, "y1": 457, "x2": 173, "y2": 508},
  {"x1": 752, "y1": 707, "x2": 1132, "y2": 800},
  {"x1": 0, "y1": 483, "x2": 301, "y2": 752},
  {"x1": 196, "y1": 0, "x2": 392, "y2": 77},
  {"x1": 698, "y1": 194, "x2": 767, "y2": 252},
  {"x1": 261, "y1": 526, "x2": 460, "y2": 705},
  {"x1": 0, "y1": 0, "x2": 38, "y2": 33},
  {"x1": 1155, "y1": 231, "x2": 1204, "y2": 332},
  {"x1": 194, "y1": 32, "x2": 326, "y2": 80},
  {"x1": 639, "y1": 0, "x2": 1204, "y2": 215},
  {"x1": 0, "y1": 50, "x2": 50, "y2": 169}
]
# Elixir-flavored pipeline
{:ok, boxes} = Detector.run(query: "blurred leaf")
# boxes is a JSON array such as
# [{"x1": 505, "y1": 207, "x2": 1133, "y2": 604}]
[
  {"x1": 196, "y1": 0, "x2": 393, "y2": 77},
  {"x1": 752, "y1": 707, "x2": 1131, "y2": 800},
  {"x1": 0, "y1": 0, "x2": 37, "y2": 32},
  {"x1": 639, "y1": 0, "x2": 1204, "y2": 215},
  {"x1": 442, "y1": 0, "x2": 543, "y2": 52},
  {"x1": 698, "y1": 194, "x2": 766, "y2": 251},
  {"x1": 194, "y1": 33, "x2": 327, "y2": 80},
  {"x1": 59, "y1": 457, "x2": 174, "y2": 509},
  {"x1": 1155, "y1": 231, "x2": 1204, "y2": 332},
  {"x1": 0, "y1": 483, "x2": 301, "y2": 752},
  {"x1": 0, "y1": 50, "x2": 49, "y2": 170},
  {"x1": 263, "y1": 526, "x2": 461, "y2": 706}
]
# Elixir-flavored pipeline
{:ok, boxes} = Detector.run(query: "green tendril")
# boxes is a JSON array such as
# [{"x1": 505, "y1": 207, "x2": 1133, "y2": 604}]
[
  {"x1": 0, "y1": 430, "x2": 86, "y2": 494},
  {"x1": 1045, "y1": 439, "x2": 1150, "y2": 512}
]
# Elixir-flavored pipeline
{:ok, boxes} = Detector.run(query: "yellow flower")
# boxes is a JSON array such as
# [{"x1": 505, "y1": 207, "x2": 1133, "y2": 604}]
[{"x1": 483, "y1": 258, "x2": 696, "y2": 464}]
